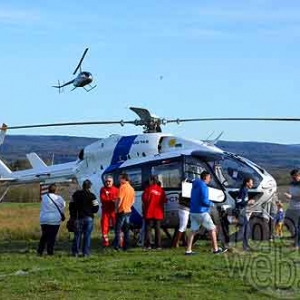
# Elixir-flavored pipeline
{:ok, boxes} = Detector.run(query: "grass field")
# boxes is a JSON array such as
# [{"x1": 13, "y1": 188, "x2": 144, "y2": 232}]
[{"x1": 0, "y1": 203, "x2": 300, "y2": 300}]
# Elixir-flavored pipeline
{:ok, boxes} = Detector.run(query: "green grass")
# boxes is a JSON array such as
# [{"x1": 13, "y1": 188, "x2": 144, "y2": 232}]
[{"x1": 0, "y1": 203, "x2": 300, "y2": 299}]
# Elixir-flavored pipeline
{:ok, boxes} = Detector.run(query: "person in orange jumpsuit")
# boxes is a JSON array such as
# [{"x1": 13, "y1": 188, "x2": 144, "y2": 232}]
[
  {"x1": 100, "y1": 176, "x2": 119, "y2": 247},
  {"x1": 142, "y1": 175, "x2": 167, "y2": 249}
]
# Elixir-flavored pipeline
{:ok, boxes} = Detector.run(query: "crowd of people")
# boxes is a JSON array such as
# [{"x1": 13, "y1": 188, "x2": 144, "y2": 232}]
[{"x1": 37, "y1": 168, "x2": 300, "y2": 257}]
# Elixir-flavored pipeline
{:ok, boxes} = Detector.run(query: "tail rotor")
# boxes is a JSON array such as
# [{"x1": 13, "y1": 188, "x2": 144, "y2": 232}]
[{"x1": 52, "y1": 80, "x2": 65, "y2": 94}]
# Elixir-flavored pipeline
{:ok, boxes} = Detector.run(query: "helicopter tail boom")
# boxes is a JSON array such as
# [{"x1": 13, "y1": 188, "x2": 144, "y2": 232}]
[{"x1": 52, "y1": 79, "x2": 74, "y2": 93}]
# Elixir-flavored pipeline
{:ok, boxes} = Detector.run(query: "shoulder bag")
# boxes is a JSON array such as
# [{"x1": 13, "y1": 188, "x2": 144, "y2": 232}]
[{"x1": 47, "y1": 193, "x2": 66, "y2": 222}]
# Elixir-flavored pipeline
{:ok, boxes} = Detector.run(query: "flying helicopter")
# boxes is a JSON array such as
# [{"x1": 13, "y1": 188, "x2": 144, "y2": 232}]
[
  {"x1": 1, "y1": 107, "x2": 300, "y2": 241},
  {"x1": 52, "y1": 48, "x2": 96, "y2": 93}
]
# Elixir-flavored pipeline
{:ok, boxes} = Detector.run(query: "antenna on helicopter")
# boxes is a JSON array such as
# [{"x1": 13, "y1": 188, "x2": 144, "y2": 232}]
[{"x1": 203, "y1": 131, "x2": 224, "y2": 146}]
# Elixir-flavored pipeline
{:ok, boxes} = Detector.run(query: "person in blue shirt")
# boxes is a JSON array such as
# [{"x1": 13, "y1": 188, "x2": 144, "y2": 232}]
[
  {"x1": 275, "y1": 201, "x2": 284, "y2": 238},
  {"x1": 185, "y1": 171, "x2": 227, "y2": 255},
  {"x1": 236, "y1": 177, "x2": 255, "y2": 251}
]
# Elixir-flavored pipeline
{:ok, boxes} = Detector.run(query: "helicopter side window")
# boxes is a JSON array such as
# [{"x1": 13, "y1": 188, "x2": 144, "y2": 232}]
[
  {"x1": 151, "y1": 161, "x2": 182, "y2": 189},
  {"x1": 116, "y1": 167, "x2": 142, "y2": 190},
  {"x1": 184, "y1": 159, "x2": 219, "y2": 189}
]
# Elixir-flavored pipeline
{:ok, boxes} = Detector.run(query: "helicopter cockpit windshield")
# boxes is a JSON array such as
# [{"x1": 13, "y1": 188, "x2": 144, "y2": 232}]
[
  {"x1": 82, "y1": 71, "x2": 91, "y2": 76},
  {"x1": 186, "y1": 152, "x2": 263, "y2": 189}
]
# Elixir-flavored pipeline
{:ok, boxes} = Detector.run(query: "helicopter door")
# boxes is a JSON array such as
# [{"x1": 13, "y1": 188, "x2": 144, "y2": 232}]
[
  {"x1": 146, "y1": 159, "x2": 182, "y2": 228},
  {"x1": 182, "y1": 179, "x2": 225, "y2": 203},
  {"x1": 184, "y1": 156, "x2": 226, "y2": 203}
]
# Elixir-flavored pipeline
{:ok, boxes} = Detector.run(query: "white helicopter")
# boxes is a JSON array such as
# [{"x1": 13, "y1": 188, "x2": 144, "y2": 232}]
[
  {"x1": 52, "y1": 48, "x2": 96, "y2": 93},
  {"x1": 1, "y1": 107, "x2": 299, "y2": 241}
]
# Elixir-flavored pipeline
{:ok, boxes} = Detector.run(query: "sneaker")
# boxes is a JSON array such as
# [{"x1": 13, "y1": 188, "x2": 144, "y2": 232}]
[
  {"x1": 143, "y1": 246, "x2": 152, "y2": 251},
  {"x1": 213, "y1": 248, "x2": 228, "y2": 254},
  {"x1": 185, "y1": 251, "x2": 197, "y2": 256},
  {"x1": 243, "y1": 247, "x2": 251, "y2": 252}
]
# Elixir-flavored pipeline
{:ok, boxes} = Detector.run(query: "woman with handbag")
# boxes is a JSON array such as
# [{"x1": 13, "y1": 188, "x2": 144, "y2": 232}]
[{"x1": 37, "y1": 183, "x2": 66, "y2": 256}]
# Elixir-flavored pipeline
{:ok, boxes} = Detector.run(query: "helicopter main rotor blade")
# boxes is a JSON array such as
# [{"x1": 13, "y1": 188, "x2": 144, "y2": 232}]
[
  {"x1": 165, "y1": 117, "x2": 300, "y2": 124},
  {"x1": 3, "y1": 115, "x2": 300, "y2": 131},
  {"x1": 73, "y1": 48, "x2": 89, "y2": 75},
  {"x1": 1, "y1": 120, "x2": 136, "y2": 130}
]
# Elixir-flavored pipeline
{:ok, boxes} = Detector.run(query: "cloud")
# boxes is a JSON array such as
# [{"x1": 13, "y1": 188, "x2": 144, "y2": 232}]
[
  {"x1": 0, "y1": 7, "x2": 40, "y2": 24},
  {"x1": 184, "y1": 28, "x2": 233, "y2": 39},
  {"x1": 197, "y1": 7, "x2": 300, "y2": 24}
]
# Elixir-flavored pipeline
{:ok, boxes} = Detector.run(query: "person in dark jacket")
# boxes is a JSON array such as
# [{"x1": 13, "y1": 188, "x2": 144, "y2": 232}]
[
  {"x1": 236, "y1": 177, "x2": 255, "y2": 251},
  {"x1": 69, "y1": 179, "x2": 99, "y2": 257},
  {"x1": 284, "y1": 169, "x2": 300, "y2": 249}
]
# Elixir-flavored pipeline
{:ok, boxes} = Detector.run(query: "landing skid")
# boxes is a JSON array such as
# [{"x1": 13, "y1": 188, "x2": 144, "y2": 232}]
[{"x1": 83, "y1": 84, "x2": 97, "y2": 92}]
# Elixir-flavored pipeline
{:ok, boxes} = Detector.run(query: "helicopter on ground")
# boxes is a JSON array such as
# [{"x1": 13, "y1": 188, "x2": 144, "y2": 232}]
[
  {"x1": 1, "y1": 107, "x2": 299, "y2": 241},
  {"x1": 52, "y1": 48, "x2": 96, "y2": 93}
]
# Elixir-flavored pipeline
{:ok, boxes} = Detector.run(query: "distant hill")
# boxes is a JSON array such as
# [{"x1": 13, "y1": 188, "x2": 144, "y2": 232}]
[
  {"x1": 0, "y1": 135, "x2": 97, "y2": 164},
  {"x1": 217, "y1": 141, "x2": 300, "y2": 169},
  {"x1": 0, "y1": 135, "x2": 299, "y2": 170}
]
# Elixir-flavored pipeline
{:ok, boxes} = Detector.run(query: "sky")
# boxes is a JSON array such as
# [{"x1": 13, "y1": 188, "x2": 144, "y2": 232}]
[{"x1": 1, "y1": 0, "x2": 300, "y2": 144}]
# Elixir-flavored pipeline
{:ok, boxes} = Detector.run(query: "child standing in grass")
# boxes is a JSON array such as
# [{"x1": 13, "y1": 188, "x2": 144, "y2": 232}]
[{"x1": 275, "y1": 201, "x2": 284, "y2": 238}]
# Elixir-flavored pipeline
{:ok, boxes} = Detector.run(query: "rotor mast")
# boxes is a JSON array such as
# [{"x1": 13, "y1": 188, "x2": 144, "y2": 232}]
[{"x1": 129, "y1": 107, "x2": 164, "y2": 133}]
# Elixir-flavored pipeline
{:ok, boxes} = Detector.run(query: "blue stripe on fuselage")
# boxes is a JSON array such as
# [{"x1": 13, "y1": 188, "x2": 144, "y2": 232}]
[{"x1": 105, "y1": 135, "x2": 137, "y2": 173}]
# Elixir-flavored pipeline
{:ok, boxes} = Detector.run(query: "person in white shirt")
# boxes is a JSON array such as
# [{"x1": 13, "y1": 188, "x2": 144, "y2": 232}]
[{"x1": 37, "y1": 183, "x2": 65, "y2": 256}]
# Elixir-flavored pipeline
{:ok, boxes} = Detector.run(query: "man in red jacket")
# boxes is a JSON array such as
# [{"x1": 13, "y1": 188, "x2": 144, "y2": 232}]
[
  {"x1": 100, "y1": 176, "x2": 119, "y2": 247},
  {"x1": 142, "y1": 175, "x2": 167, "y2": 249}
]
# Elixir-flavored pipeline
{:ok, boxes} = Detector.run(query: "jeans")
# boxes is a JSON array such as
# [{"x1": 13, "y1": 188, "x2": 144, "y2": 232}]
[
  {"x1": 114, "y1": 212, "x2": 131, "y2": 250},
  {"x1": 284, "y1": 210, "x2": 300, "y2": 247},
  {"x1": 38, "y1": 224, "x2": 60, "y2": 255},
  {"x1": 240, "y1": 215, "x2": 250, "y2": 250},
  {"x1": 145, "y1": 219, "x2": 162, "y2": 248},
  {"x1": 72, "y1": 217, "x2": 94, "y2": 256}
]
